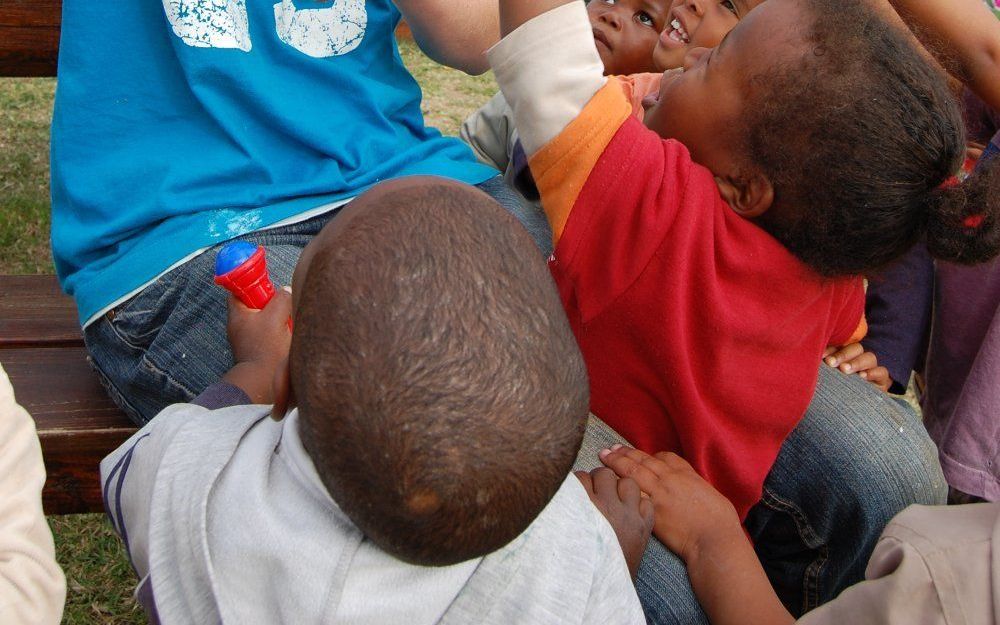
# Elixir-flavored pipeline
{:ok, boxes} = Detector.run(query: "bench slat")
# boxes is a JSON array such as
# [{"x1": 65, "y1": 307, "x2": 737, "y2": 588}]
[
  {"x1": 1, "y1": 345, "x2": 136, "y2": 515},
  {"x1": 0, "y1": 0, "x2": 61, "y2": 78},
  {"x1": 0, "y1": 275, "x2": 82, "y2": 348}
]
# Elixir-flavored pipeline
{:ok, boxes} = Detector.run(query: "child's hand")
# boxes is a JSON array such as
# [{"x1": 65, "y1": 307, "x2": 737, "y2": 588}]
[
  {"x1": 222, "y1": 288, "x2": 293, "y2": 404},
  {"x1": 598, "y1": 446, "x2": 742, "y2": 564},
  {"x1": 823, "y1": 343, "x2": 892, "y2": 391},
  {"x1": 574, "y1": 467, "x2": 654, "y2": 580}
]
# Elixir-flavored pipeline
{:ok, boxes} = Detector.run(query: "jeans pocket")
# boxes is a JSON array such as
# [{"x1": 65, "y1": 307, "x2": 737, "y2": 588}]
[{"x1": 106, "y1": 274, "x2": 183, "y2": 350}]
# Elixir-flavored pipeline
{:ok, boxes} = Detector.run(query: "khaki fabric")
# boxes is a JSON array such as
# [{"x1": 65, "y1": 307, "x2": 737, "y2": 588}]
[{"x1": 800, "y1": 503, "x2": 998, "y2": 625}]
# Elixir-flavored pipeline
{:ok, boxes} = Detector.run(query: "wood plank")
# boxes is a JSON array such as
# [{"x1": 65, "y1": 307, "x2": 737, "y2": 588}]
[
  {"x1": 0, "y1": 1, "x2": 62, "y2": 28},
  {"x1": 0, "y1": 25, "x2": 59, "y2": 77},
  {"x1": 0, "y1": 276, "x2": 82, "y2": 348},
  {"x1": 1, "y1": 346, "x2": 136, "y2": 515}
]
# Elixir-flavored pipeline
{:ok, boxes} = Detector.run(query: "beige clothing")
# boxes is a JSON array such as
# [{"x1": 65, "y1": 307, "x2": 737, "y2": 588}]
[
  {"x1": 799, "y1": 503, "x2": 998, "y2": 625},
  {"x1": 0, "y1": 364, "x2": 65, "y2": 625}
]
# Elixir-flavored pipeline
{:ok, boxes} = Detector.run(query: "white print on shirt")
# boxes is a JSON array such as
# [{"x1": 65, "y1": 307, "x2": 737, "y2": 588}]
[
  {"x1": 273, "y1": 0, "x2": 368, "y2": 58},
  {"x1": 162, "y1": 0, "x2": 369, "y2": 58},
  {"x1": 163, "y1": 0, "x2": 253, "y2": 52}
]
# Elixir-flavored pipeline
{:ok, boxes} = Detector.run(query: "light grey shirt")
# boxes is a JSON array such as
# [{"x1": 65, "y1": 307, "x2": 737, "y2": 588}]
[{"x1": 101, "y1": 403, "x2": 645, "y2": 624}]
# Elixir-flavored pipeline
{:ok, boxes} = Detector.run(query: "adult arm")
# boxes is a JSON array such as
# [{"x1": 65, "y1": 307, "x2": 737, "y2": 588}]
[
  {"x1": 393, "y1": 0, "x2": 501, "y2": 75},
  {"x1": 0, "y1": 365, "x2": 66, "y2": 625},
  {"x1": 883, "y1": 0, "x2": 1000, "y2": 112}
]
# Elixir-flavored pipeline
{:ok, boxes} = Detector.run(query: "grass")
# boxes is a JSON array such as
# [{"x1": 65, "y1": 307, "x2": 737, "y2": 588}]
[{"x1": 0, "y1": 39, "x2": 495, "y2": 624}]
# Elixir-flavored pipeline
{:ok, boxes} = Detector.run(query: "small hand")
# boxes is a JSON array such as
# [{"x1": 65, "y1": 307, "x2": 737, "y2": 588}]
[
  {"x1": 823, "y1": 343, "x2": 891, "y2": 392},
  {"x1": 599, "y1": 446, "x2": 741, "y2": 564},
  {"x1": 575, "y1": 467, "x2": 654, "y2": 580},
  {"x1": 223, "y1": 287, "x2": 293, "y2": 404}
]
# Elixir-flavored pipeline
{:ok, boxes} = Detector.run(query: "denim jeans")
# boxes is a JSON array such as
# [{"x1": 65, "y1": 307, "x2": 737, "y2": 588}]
[{"x1": 85, "y1": 175, "x2": 945, "y2": 622}]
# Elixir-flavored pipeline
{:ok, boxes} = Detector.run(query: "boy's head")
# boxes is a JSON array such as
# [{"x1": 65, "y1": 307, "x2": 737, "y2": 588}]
[
  {"x1": 651, "y1": 0, "x2": 744, "y2": 71},
  {"x1": 587, "y1": 0, "x2": 671, "y2": 75},
  {"x1": 288, "y1": 178, "x2": 590, "y2": 566},
  {"x1": 642, "y1": 0, "x2": 999, "y2": 275}
]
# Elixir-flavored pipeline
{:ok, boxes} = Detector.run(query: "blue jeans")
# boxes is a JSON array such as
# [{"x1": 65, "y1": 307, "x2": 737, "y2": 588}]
[{"x1": 85, "y1": 176, "x2": 945, "y2": 622}]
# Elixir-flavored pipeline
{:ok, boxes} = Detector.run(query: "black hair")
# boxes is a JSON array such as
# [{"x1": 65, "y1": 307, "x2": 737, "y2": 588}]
[
  {"x1": 291, "y1": 178, "x2": 589, "y2": 566},
  {"x1": 743, "y1": 0, "x2": 999, "y2": 276}
]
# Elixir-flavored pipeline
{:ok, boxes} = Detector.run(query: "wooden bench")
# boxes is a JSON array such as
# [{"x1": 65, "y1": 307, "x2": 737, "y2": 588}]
[
  {"x1": 0, "y1": 0, "x2": 138, "y2": 515},
  {"x1": 0, "y1": 1, "x2": 415, "y2": 515}
]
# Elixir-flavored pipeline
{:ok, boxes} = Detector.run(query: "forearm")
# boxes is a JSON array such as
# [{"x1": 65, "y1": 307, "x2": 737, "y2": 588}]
[
  {"x1": 684, "y1": 528, "x2": 795, "y2": 625},
  {"x1": 394, "y1": 0, "x2": 500, "y2": 75}
]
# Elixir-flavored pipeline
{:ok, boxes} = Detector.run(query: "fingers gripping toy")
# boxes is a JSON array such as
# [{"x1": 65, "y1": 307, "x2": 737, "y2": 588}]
[{"x1": 214, "y1": 241, "x2": 276, "y2": 309}]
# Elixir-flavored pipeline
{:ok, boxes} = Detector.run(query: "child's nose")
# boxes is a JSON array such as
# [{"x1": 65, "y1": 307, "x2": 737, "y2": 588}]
[
  {"x1": 682, "y1": 46, "x2": 709, "y2": 70},
  {"x1": 685, "y1": 0, "x2": 706, "y2": 17},
  {"x1": 598, "y1": 7, "x2": 625, "y2": 30}
]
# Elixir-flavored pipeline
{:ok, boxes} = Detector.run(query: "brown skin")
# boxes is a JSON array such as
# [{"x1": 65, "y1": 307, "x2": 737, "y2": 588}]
[
  {"x1": 823, "y1": 344, "x2": 892, "y2": 392},
  {"x1": 641, "y1": 0, "x2": 816, "y2": 220},
  {"x1": 574, "y1": 468, "x2": 654, "y2": 580},
  {"x1": 601, "y1": 446, "x2": 795, "y2": 625},
  {"x1": 588, "y1": 0, "x2": 671, "y2": 75},
  {"x1": 652, "y1": 0, "x2": 743, "y2": 71},
  {"x1": 222, "y1": 290, "x2": 293, "y2": 406}
]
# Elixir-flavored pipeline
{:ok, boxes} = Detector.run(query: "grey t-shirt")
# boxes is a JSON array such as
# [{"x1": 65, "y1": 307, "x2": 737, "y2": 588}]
[{"x1": 101, "y1": 404, "x2": 645, "y2": 624}]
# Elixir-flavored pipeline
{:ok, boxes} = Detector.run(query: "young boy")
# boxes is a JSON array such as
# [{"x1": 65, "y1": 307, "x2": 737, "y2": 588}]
[
  {"x1": 597, "y1": 444, "x2": 1000, "y2": 624},
  {"x1": 99, "y1": 178, "x2": 647, "y2": 623}
]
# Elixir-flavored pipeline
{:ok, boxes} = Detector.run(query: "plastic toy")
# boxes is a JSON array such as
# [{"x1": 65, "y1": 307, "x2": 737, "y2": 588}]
[{"x1": 214, "y1": 241, "x2": 276, "y2": 309}]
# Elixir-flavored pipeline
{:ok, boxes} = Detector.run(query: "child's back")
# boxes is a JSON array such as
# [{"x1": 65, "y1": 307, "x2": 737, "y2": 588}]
[{"x1": 100, "y1": 178, "x2": 644, "y2": 624}]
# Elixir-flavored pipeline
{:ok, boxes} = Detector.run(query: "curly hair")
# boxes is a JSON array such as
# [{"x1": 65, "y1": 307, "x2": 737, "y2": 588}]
[{"x1": 743, "y1": 0, "x2": 999, "y2": 276}]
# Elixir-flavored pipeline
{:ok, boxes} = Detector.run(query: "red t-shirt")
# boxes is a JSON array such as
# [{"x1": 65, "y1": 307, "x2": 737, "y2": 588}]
[{"x1": 531, "y1": 82, "x2": 866, "y2": 519}]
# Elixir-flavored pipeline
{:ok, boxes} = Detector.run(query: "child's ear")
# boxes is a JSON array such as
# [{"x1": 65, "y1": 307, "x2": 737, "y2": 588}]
[
  {"x1": 715, "y1": 172, "x2": 774, "y2": 218},
  {"x1": 271, "y1": 356, "x2": 294, "y2": 420}
]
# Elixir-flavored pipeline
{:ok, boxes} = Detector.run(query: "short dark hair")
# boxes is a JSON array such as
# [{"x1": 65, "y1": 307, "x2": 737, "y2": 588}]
[
  {"x1": 291, "y1": 178, "x2": 589, "y2": 566},
  {"x1": 743, "y1": 0, "x2": 999, "y2": 276}
]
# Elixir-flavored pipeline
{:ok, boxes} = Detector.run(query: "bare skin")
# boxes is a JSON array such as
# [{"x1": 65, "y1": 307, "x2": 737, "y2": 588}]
[
  {"x1": 823, "y1": 343, "x2": 892, "y2": 392},
  {"x1": 601, "y1": 446, "x2": 795, "y2": 625},
  {"x1": 574, "y1": 468, "x2": 654, "y2": 580}
]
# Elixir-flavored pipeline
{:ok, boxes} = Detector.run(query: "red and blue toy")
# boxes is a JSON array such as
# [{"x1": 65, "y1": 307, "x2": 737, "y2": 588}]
[{"x1": 214, "y1": 241, "x2": 276, "y2": 309}]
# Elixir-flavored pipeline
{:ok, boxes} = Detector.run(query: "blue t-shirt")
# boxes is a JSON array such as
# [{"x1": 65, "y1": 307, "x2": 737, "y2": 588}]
[{"x1": 51, "y1": 1, "x2": 497, "y2": 324}]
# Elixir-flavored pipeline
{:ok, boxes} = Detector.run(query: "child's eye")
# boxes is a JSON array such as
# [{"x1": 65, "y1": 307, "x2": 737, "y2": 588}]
[
  {"x1": 636, "y1": 11, "x2": 655, "y2": 27},
  {"x1": 720, "y1": 0, "x2": 738, "y2": 15},
  {"x1": 602, "y1": 0, "x2": 616, "y2": 4}
]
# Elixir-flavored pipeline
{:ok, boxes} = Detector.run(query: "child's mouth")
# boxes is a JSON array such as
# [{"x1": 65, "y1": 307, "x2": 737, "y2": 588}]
[{"x1": 663, "y1": 18, "x2": 691, "y2": 45}]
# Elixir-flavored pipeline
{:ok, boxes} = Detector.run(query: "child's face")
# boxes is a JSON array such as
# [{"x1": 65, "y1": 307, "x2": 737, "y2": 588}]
[
  {"x1": 651, "y1": 0, "x2": 747, "y2": 71},
  {"x1": 587, "y1": 0, "x2": 672, "y2": 75},
  {"x1": 642, "y1": 0, "x2": 803, "y2": 176}
]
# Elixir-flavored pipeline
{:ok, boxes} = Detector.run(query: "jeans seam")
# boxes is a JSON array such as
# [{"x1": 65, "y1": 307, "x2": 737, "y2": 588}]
[
  {"x1": 140, "y1": 352, "x2": 198, "y2": 402},
  {"x1": 759, "y1": 487, "x2": 827, "y2": 613},
  {"x1": 87, "y1": 354, "x2": 148, "y2": 425}
]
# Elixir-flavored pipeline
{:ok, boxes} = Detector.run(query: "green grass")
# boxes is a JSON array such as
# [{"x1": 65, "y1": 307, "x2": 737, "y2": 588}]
[{"x1": 0, "y1": 39, "x2": 495, "y2": 624}]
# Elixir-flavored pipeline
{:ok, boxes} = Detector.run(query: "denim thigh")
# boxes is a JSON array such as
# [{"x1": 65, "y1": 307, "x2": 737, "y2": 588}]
[{"x1": 745, "y1": 364, "x2": 946, "y2": 615}]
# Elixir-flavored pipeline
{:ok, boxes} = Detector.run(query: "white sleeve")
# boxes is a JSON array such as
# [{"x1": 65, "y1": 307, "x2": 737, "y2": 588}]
[
  {"x1": 487, "y1": 2, "x2": 607, "y2": 156},
  {"x1": 100, "y1": 403, "x2": 203, "y2": 579},
  {"x1": 0, "y1": 364, "x2": 66, "y2": 625}
]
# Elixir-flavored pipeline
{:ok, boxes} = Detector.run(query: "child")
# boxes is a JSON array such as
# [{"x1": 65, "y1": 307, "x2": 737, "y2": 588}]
[
  {"x1": 99, "y1": 177, "x2": 647, "y2": 623},
  {"x1": 0, "y1": 364, "x2": 66, "y2": 625},
  {"x1": 596, "y1": 444, "x2": 1000, "y2": 625},
  {"x1": 489, "y1": 0, "x2": 1000, "y2": 521},
  {"x1": 462, "y1": 0, "x2": 752, "y2": 226}
]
